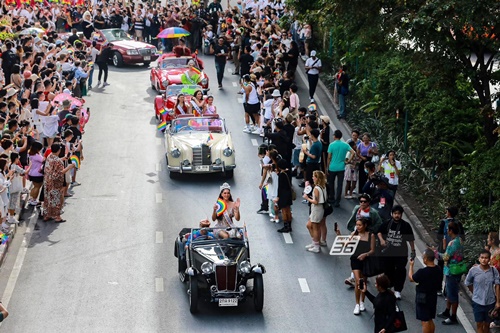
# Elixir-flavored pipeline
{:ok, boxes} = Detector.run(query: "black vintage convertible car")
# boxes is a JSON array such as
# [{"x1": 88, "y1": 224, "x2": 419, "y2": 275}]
[{"x1": 174, "y1": 227, "x2": 266, "y2": 313}]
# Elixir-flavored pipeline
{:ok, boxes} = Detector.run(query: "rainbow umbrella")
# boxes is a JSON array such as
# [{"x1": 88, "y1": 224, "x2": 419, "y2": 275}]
[{"x1": 157, "y1": 27, "x2": 191, "y2": 39}]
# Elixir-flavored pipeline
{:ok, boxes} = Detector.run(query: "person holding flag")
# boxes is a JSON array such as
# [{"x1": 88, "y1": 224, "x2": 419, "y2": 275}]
[
  {"x1": 181, "y1": 66, "x2": 202, "y2": 85},
  {"x1": 212, "y1": 182, "x2": 240, "y2": 228}
]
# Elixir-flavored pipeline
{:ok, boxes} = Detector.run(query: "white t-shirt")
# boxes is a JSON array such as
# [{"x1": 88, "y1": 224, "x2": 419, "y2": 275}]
[
  {"x1": 380, "y1": 159, "x2": 402, "y2": 185},
  {"x1": 263, "y1": 98, "x2": 273, "y2": 119},
  {"x1": 305, "y1": 57, "x2": 322, "y2": 75}
]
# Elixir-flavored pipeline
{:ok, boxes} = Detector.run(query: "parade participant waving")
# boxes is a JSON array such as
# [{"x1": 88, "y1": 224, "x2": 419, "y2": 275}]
[
  {"x1": 190, "y1": 90, "x2": 206, "y2": 117},
  {"x1": 173, "y1": 93, "x2": 192, "y2": 116},
  {"x1": 212, "y1": 182, "x2": 240, "y2": 228}
]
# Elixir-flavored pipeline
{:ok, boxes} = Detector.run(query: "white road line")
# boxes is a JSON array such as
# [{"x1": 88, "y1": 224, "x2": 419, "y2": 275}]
[
  {"x1": 0, "y1": 213, "x2": 37, "y2": 311},
  {"x1": 298, "y1": 278, "x2": 310, "y2": 293},
  {"x1": 155, "y1": 163, "x2": 161, "y2": 172},
  {"x1": 155, "y1": 277, "x2": 164, "y2": 292},
  {"x1": 155, "y1": 193, "x2": 162, "y2": 203},
  {"x1": 232, "y1": 82, "x2": 237, "y2": 87},
  {"x1": 155, "y1": 231, "x2": 164, "y2": 244},
  {"x1": 282, "y1": 233, "x2": 293, "y2": 244},
  {"x1": 251, "y1": 139, "x2": 259, "y2": 147},
  {"x1": 237, "y1": 97, "x2": 243, "y2": 104}
]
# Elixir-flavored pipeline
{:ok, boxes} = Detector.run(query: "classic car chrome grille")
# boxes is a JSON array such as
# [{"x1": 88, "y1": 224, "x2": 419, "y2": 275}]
[
  {"x1": 139, "y1": 48, "x2": 152, "y2": 56},
  {"x1": 192, "y1": 145, "x2": 211, "y2": 166},
  {"x1": 215, "y1": 264, "x2": 237, "y2": 291}
]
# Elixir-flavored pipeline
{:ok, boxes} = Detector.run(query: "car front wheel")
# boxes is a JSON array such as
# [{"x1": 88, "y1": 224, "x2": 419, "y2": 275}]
[
  {"x1": 144, "y1": 61, "x2": 151, "y2": 67},
  {"x1": 112, "y1": 52, "x2": 124, "y2": 67},
  {"x1": 189, "y1": 277, "x2": 198, "y2": 314},
  {"x1": 253, "y1": 273, "x2": 264, "y2": 312},
  {"x1": 225, "y1": 169, "x2": 234, "y2": 179}
]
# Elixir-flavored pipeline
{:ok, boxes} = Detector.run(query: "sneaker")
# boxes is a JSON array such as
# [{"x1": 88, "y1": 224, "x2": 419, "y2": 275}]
[
  {"x1": 307, "y1": 246, "x2": 320, "y2": 253},
  {"x1": 21, "y1": 188, "x2": 29, "y2": 194},
  {"x1": 319, "y1": 240, "x2": 327, "y2": 247},
  {"x1": 296, "y1": 173, "x2": 304, "y2": 179},
  {"x1": 437, "y1": 290, "x2": 443, "y2": 296},
  {"x1": 394, "y1": 291, "x2": 401, "y2": 300},
  {"x1": 301, "y1": 199, "x2": 308, "y2": 204},
  {"x1": 345, "y1": 278, "x2": 355, "y2": 288},
  {"x1": 442, "y1": 317, "x2": 457, "y2": 325},
  {"x1": 88, "y1": 86, "x2": 92, "y2": 90},
  {"x1": 359, "y1": 302, "x2": 366, "y2": 312},
  {"x1": 305, "y1": 243, "x2": 315, "y2": 249},
  {"x1": 298, "y1": 182, "x2": 305, "y2": 188},
  {"x1": 251, "y1": 128, "x2": 261, "y2": 135},
  {"x1": 345, "y1": 195, "x2": 352, "y2": 199},
  {"x1": 437, "y1": 310, "x2": 450, "y2": 319},
  {"x1": 97, "y1": 81, "x2": 101, "y2": 87},
  {"x1": 352, "y1": 189, "x2": 357, "y2": 194},
  {"x1": 274, "y1": 218, "x2": 280, "y2": 223},
  {"x1": 71, "y1": 182, "x2": 81, "y2": 187},
  {"x1": 243, "y1": 126, "x2": 251, "y2": 133},
  {"x1": 256, "y1": 208, "x2": 268, "y2": 214},
  {"x1": 310, "y1": 98, "x2": 315, "y2": 103},
  {"x1": 103, "y1": 82, "x2": 110, "y2": 87},
  {"x1": 218, "y1": 85, "x2": 222, "y2": 89},
  {"x1": 353, "y1": 304, "x2": 360, "y2": 315}
]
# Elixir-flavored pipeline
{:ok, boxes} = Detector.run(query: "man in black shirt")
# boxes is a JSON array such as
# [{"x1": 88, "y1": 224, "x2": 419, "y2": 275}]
[
  {"x1": 239, "y1": 45, "x2": 254, "y2": 78},
  {"x1": 213, "y1": 37, "x2": 228, "y2": 89},
  {"x1": 68, "y1": 28, "x2": 80, "y2": 46},
  {"x1": 377, "y1": 205, "x2": 416, "y2": 300},
  {"x1": 1, "y1": 42, "x2": 17, "y2": 85},
  {"x1": 93, "y1": 9, "x2": 106, "y2": 30}
]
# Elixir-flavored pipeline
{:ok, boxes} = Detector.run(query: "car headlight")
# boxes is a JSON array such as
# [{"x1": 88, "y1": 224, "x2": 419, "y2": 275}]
[
  {"x1": 223, "y1": 147, "x2": 233, "y2": 157},
  {"x1": 171, "y1": 148, "x2": 181, "y2": 158},
  {"x1": 151, "y1": 47, "x2": 157, "y2": 54},
  {"x1": 126, "y1": 49, "x2": 139, "y2": 55},
  {"x1": 239, "y1": 260, "x2": 251, "y2": 274},
  {"x1": 162, "y1": 79, "x2": 169, "y2": 87},
  {"x1": 215, "y1": 158, "x2": 222, "y2": 165},
  {"x1": 182, "y1": 159, "x2": 190, "y2": 167},
  {"x1": 201, "y1": 262, "x2": 214, "y2": 274},
  {"x1": 201, "y1": 78, "x2": 208, "y2": 85}
]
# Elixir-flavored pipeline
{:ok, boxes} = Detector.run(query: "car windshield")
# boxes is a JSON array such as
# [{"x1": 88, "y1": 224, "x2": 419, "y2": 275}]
[
  {"x1": 172, "y1": 118, "x2": 225, "y2": 133},
  {"x1": 159, "y1": 58, "x2": 197, "y2": 69},
  {"x1": 195, "y1": 244, "x2": 246, "y2": 261},
  {"x1": 101, "y1": 29, "x2": 132, "y2": 42},
  {"x1": 166, "y1": 85, "x2": 200, "y2": 97}
]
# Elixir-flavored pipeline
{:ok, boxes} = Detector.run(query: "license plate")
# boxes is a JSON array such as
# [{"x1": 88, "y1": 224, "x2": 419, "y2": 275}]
[
  {"x1": 195, "y1": 165, "x2": 210, "y2": 172},
  {"x1": 144, "y1": 56, "x2": 151, "y2": 61},
  {"x1": 218, "y1": 298, "x2": 238, "y2": 307}
]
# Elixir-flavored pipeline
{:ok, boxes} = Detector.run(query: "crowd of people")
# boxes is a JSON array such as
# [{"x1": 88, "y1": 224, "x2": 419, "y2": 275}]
[{"x1": 1, "y1": 0, "x2": 500, "y2": 332}]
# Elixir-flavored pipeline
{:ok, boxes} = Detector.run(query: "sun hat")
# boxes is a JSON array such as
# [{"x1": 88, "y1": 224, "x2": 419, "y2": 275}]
[
  {"x1": 6, "y1": 87, "x2": 18, "y2": 98},
  {"x1": 272, "y1": 89, "x2": 281, "y2": 97},
  {"x1": 320, "y1": 115, "x2": 330, "y2": 124}
]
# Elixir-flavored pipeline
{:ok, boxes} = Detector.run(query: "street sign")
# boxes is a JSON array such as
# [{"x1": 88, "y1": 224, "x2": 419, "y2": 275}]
[{"x1": 329, "y1": 235, "x2": 360, "y2": 255}]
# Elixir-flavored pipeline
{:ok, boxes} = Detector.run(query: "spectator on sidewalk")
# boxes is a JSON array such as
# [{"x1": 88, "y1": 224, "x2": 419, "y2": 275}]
[
  {"x1": 326, "y1": 129, "x2": 354, "y2": 207},
  {"x1": 465, "y1": 250, "x2": 500, "y2": 333},
  {"x1": 302, "y1": 128, "x2": 322, "y2": 185},
  {"x1": 378, "y1": 150, "x2": 402, "y2": 194},
  {"x1": 337, "y1": 65, "x2": 349, "y2": 119},
  {"x1": 344, "y1": 141, "x2": 361, "y2": 199},
  {"x1": 409, "y1": 248, "x2": 443, "y2": 333},
  {"x1": 357, "y1": 133, "x2": 378, "y2": 194},
  {"x1": 435, "y1": 221, "x2": 465, "y2": 325},
  {"x1": 377, "y1": 205, "x2": 416, "y2": 300},
  {"x1": 304, "y1": 50, "x2": 321, "y2": 103}
]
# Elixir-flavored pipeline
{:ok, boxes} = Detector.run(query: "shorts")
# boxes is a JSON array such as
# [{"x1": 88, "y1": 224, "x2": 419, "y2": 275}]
[
  {"x1": 445, "y1": 274, "x2": 461, "y2": 303},
  {"x1": 8, "y1": 192, "x2": 20, "y2": 211},
  {"x1": 244, "y1": 103, "x2": 260, "y2": 115},
  {"x1": 29, "y1": 175, "x2": 44, "y2": 183},
  {"x1": 415, "y1": 295, "x2": 437, "y2": 321},
  {"x1": 472, "y1": 301, "x2": 495, "y2": 323}
]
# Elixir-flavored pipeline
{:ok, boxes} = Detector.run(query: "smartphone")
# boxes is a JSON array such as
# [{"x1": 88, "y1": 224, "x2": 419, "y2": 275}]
[{"x1": 359, "y1": 278, "x2": 364, "y2": 290}]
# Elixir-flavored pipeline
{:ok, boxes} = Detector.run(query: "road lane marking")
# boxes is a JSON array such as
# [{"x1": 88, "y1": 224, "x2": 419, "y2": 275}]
[
  {"x1": 156, "y1": 193, "x2": 162, "y2": 203},
  {"x1": 155, "y1": 278, "x2": 164, "y2": 292},
  {"x1": 156, "y1": 163, "x2": 161, "y2": 172},
  {"x1": 156, "y1": 231, "x2": 164, "y2": 244},
  {"x1": 298, "y1": 278, "x2": 310, "y2": 293},
  {"x1": 251, "y1": 139, "x2": 258, "y2": 147},
  {"x1": 232, "y1": 82, "x2": 237, "y2": 87},
  {"x1": 283, "y1": 233, "x2": 293, "y2": 244},
  {"x1": 237, "y1": 98, "x2": 243, "y2": 104}
]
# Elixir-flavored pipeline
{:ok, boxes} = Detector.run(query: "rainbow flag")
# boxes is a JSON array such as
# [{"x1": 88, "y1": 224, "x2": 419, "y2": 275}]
[
  {"x1": 157, "y1": 121, "x2": 167, "y2": 131},
  {"x1": 207, "y1": 133, "x2": 214, "y2": 142},
  {"x1": 0, "y1": 233, "x2": 9, "y2": 245},
  {"x1": 70, "y1": 155, "x2": 80, "y2": 169},
  {"x1": 159, "y1": 108, "x2": 167, "y2": 116},
  {"x1": 216, "y1": 199, "x2": 227, "y2": 216},
  {"x1": 191, "y1": 67, "x2": 201, "y2": 75}
]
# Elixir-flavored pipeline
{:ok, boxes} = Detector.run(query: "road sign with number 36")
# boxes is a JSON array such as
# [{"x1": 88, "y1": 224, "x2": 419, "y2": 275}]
[{"x1": 329, "y1": 236, "x2": 360, "y2": 255}]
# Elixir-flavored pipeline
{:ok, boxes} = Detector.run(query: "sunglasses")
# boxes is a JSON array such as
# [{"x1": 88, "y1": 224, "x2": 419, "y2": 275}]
[{"x1": 359, "y1": 200, "x2": 368, "y2": 203}]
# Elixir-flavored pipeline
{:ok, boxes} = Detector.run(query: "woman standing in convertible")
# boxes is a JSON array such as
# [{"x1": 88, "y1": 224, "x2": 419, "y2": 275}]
[{"x1": 212, "y1": 182, "x2": 240, "y2": 228}]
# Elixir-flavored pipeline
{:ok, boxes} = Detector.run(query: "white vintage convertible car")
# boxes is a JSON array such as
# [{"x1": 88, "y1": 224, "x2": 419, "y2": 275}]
[{"x1": 165, "y1": 115, "x2": 235, "y2": 179}]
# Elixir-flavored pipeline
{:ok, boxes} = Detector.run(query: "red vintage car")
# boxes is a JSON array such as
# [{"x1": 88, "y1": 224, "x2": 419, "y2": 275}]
[
  {"x1": 154, "y1": 84, "x2": 207, "y2": 122},
  {"x1": 81, "y1": 29, "x2": 158, "y2": 67},
  {"x1": 150, "y1": 53, "x2": 209, "y2": 93}
]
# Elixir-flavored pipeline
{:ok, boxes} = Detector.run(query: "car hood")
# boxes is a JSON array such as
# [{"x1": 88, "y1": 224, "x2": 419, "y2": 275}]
[
  {"x1": 161, "y1": 68, "x2": 190, "y2": 83},
  {"x1": 112, "y1": 40, "x2": 153, "y2": 50},
  {"x1": 170, "y1": 132, "x2": 231, "y2": 150}
]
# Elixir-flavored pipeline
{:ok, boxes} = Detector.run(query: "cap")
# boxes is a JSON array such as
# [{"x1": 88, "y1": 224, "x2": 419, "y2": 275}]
[
  {"x1": 34, "y1": 37, "x2": 41, "y2": 44},
  {"x1": 55, "y1": 39, "x2": 64, "y2": 46},
  {"x1": 310, "y1": 50, "x2": 316, "y2": 57}
]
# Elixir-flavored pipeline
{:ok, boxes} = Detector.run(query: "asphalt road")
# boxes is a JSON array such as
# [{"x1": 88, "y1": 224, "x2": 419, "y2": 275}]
[{"x1": 0, "y1": 55, "x2": 469, "y2": 333}]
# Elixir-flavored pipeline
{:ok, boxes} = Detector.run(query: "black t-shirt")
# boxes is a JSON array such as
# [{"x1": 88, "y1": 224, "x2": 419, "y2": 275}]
[
  {"x1": 68, "y1": 34, "x2": 80, "y2": 46},
  {"x1": 239, "y1": 53, "x2": 254, "y2": 76},
  {"x1": 412, "y1": 265, "x2": 443, "y2": 295},
  {"x1": 69, "y1": 126, "x2": 82, "y2": 143},
  {"x1": 378, "y1": 219, "x2": 415, "y2": 256},
  {"x1": 213, "y1": 44, "x2": 228, "y2": 63},
  {"x1": 93, "y1": 15, "x2": 106, "y2": 29}
]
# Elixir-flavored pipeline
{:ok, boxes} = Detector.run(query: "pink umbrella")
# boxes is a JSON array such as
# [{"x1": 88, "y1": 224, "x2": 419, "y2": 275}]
[{"x1": 52, "y1": 93, "x2": 84, "y2": 108}]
